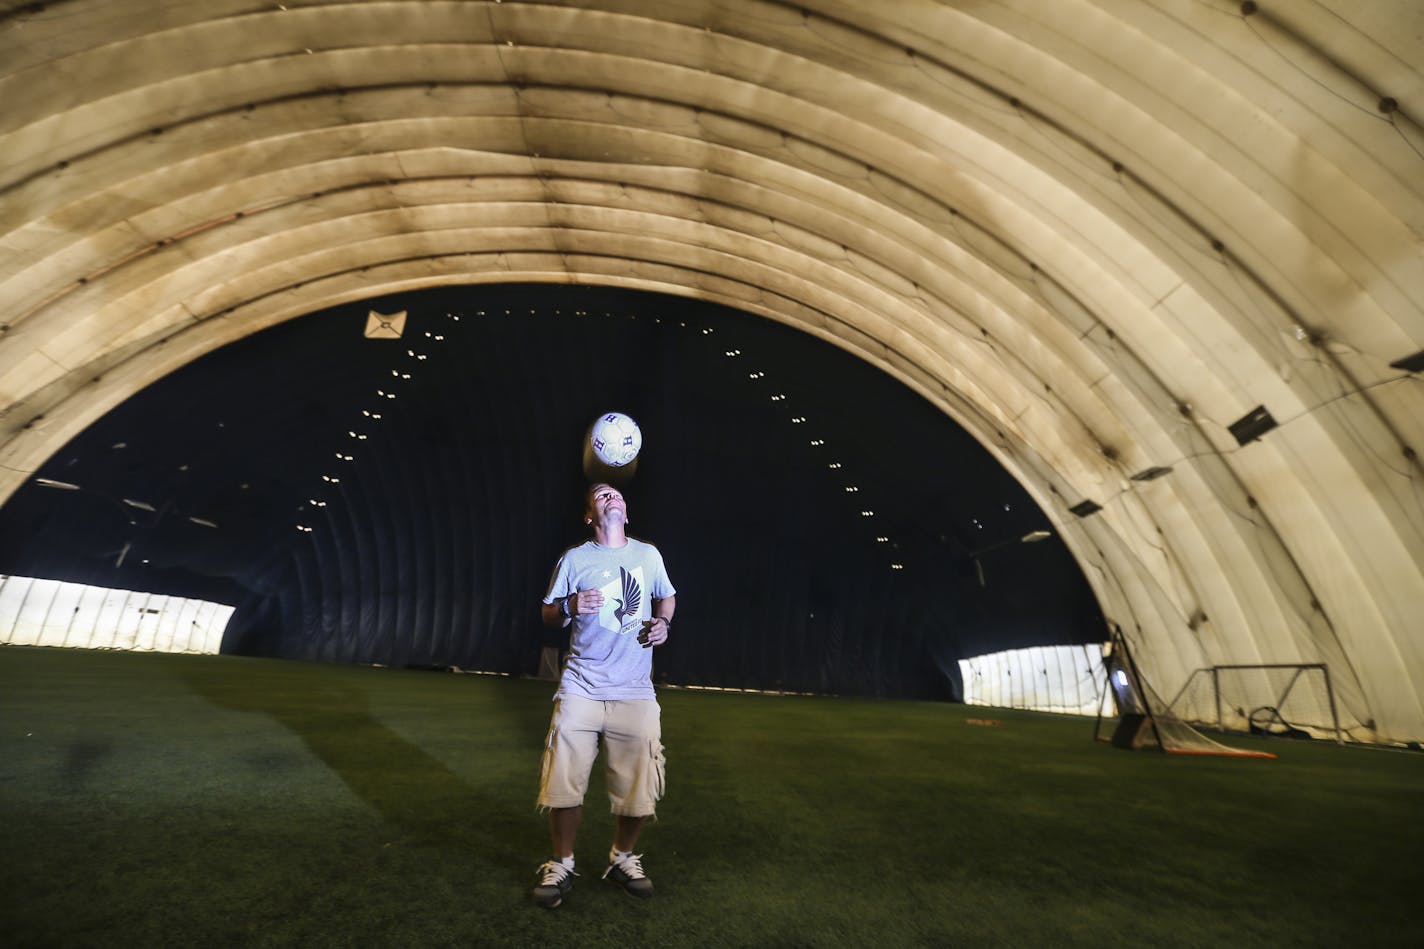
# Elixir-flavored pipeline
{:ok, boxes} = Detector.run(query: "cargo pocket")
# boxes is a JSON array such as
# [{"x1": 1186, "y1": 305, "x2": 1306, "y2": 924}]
[
  {"x1": 650, "y1": 738, "x2": 667, "y2": 801},
  {"x1": 536, "y1": 728, "x2": 558, "y2": 807}
]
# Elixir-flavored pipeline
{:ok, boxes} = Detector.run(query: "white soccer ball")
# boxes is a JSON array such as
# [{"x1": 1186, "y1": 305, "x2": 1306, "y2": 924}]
[{"x1": 590, "y1": 412, "x2": 643, "y2": 467}]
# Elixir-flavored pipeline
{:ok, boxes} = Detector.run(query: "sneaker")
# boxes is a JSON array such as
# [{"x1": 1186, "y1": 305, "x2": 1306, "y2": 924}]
[
  {"x1": 533, "y1": 859, "x2": 576, "y2": 909},
  {"x1": 602, "y1": 851, "x2": 654, "y2": 898}
]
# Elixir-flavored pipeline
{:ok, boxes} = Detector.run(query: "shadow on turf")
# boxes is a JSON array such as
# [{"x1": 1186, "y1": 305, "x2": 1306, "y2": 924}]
[
  {"x1": 177, "y1": 664, "x2": 531, "y2": 876},
  {"x1": 61, "y1": 738, "x2": 115, "y2": 786}
]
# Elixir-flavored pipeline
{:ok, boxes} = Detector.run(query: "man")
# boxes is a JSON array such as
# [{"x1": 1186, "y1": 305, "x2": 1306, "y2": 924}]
[{"x1": 532, "y1": 482, "x2": 676, "y2": 909}]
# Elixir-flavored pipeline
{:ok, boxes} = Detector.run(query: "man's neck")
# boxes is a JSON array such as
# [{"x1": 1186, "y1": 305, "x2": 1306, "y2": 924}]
[{"x1": 592, "y1": 523, "x2": 628, "y2": 548}]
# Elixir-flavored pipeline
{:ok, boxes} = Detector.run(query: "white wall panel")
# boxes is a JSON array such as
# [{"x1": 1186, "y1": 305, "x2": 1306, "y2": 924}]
[
  {"x1": 960, "y1": 644, "x2": 1111, "y2": 717},
  {"x1": 0, "y1": 577, "x2": 232, "y2": 655}
]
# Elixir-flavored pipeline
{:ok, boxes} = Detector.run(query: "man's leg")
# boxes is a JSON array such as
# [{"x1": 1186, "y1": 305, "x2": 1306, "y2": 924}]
[
  {"x1": 613, "y1": 814, "x2": 647, "y2": 853},
  {"x1": 550, "y1": 805, "x2": 582, "y2": 858},
  {"x1": 533, "y1": 697, "x2": 601, "y2": 909},
  {"x1": 601, "y1": 700, "x2": 663, "y2": 898}
]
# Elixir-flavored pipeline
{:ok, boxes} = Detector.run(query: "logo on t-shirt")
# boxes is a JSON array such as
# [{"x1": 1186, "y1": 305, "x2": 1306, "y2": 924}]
[{"x1": 599, "y1": 566, "x2": 644, "y2": 636}]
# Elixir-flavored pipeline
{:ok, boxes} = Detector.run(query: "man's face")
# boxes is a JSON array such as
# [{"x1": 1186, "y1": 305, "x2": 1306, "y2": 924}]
[{"x1": 587, "y1": 484, "x2": 627, "y2": 524}]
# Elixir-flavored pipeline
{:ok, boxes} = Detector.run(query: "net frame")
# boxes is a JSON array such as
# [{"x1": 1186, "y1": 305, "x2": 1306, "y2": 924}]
[{"x1": 1167, "y1": 662, "x2": 1346, "y2": 744}]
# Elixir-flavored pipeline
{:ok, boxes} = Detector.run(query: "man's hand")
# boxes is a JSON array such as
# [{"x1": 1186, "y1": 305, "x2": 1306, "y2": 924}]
[
  {"x1": 638, "y1": 616, "x2": 671, "y2": 649},
  {"x1": 569, "y1": 588, "x2": 604, "y2": 615}
]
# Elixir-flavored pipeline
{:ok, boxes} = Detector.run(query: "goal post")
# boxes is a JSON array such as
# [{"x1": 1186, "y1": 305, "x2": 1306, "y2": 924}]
[{"x1": 1168, "y1": 662, "x2": 1345, "y2": 744}]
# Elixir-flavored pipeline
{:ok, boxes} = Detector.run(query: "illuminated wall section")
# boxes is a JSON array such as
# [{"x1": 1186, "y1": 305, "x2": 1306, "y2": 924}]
[
  {"x1": 960, "y1": 644, "x2": 1111, "y2": 717},
  {"x1": 0, "y1": 576, "x2": 232, "y2": 654}
]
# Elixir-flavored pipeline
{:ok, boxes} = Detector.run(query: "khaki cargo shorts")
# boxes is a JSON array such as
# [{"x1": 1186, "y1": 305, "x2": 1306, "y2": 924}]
[{"x1": 537, "y1": 695, "x2": 666, "y2": 817}]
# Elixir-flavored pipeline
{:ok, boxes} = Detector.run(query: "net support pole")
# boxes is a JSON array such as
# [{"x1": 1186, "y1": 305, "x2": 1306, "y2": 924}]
[
  {"x1": 1322, "y1": 665, "x2": 1344, "y2": 745},
  {"x1": 1116, "y1": 627, "x2": 1167, "y2": 752},
  {"x1": 1093, "y1": 661, "x2": 1113, "y2": 743},
  {"x1": 1213, "y1": 665, "x2": 1222, "y2": 733}
]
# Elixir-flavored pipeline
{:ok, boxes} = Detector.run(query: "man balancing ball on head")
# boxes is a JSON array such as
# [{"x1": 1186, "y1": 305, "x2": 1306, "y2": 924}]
[{"x1": 533, "y1": 482, "x2": 676, "y2": 909}]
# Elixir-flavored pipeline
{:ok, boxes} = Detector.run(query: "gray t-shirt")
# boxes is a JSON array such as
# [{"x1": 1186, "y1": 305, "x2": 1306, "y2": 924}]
[{"x1": 542, "y1": 538, "x2": 677, "y2": 700}]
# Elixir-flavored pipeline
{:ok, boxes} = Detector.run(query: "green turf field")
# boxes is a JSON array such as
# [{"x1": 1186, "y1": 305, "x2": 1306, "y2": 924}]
[{"x1": 1, "y1": 645, "x2": 1419, "y2": 948}]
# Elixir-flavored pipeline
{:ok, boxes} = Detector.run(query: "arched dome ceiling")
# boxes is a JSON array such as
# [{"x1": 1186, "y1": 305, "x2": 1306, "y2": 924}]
[{"x1": 1, "y1": 1, "x2": 1421, "y2": 740}]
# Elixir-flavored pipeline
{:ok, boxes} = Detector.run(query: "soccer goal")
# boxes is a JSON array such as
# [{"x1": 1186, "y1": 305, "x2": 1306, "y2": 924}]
[{"x1": 1165, "y1": 662, "x2": 1344, "y2": 743}]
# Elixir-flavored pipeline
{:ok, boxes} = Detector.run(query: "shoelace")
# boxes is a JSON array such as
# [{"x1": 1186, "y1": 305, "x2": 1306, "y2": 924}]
[
  {"x1": 537, "y1": 860, "x2": 575, "y2": 887},
  {"x1": 603, "y1": 852, "x2": 646, "y2": 880}
]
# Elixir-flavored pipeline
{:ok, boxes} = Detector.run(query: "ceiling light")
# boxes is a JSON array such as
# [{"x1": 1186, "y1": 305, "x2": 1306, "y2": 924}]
[
  {"x1": 34, "y1": 477, "x2": 81, "y2": 490},
  {"x1": 1130, "y1": 465, "x2": 1173, "y2": 482},
  {"x1": 1228, "y1": 405, "x2": 1277, "y2": 445},
  {"x1": 1389, "y1": 350, "x2": 1424, "y2": 373}
]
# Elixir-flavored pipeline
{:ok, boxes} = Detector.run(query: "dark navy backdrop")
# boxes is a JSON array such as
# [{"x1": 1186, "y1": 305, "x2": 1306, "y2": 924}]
[{"x1": 0, "y1": 285, "x2": 1104, "y2": 699}]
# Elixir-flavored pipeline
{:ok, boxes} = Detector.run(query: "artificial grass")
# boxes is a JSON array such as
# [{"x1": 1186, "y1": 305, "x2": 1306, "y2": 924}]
[{"x1": 1, "y1": 645, "x2": 1420, "y2": 948}]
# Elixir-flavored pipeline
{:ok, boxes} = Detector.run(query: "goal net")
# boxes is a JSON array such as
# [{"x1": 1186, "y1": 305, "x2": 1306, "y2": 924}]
[{"x1": 1095, "y1": 630, "x2": 1276, "y2": 758}]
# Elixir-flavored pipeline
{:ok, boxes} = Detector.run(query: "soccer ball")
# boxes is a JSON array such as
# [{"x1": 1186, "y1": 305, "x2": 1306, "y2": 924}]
[{"x1": 590, "y1": 412, "x2": 642, "y2": 467}]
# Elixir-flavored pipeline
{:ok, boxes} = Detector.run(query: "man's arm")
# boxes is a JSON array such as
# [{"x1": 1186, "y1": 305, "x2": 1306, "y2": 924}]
[
  {"x1": 640, "y1": 595, "x2": 676, "y2": 648},
  {"x1": 541, "y1": 596, "x2": 570, "y2": 629}
]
